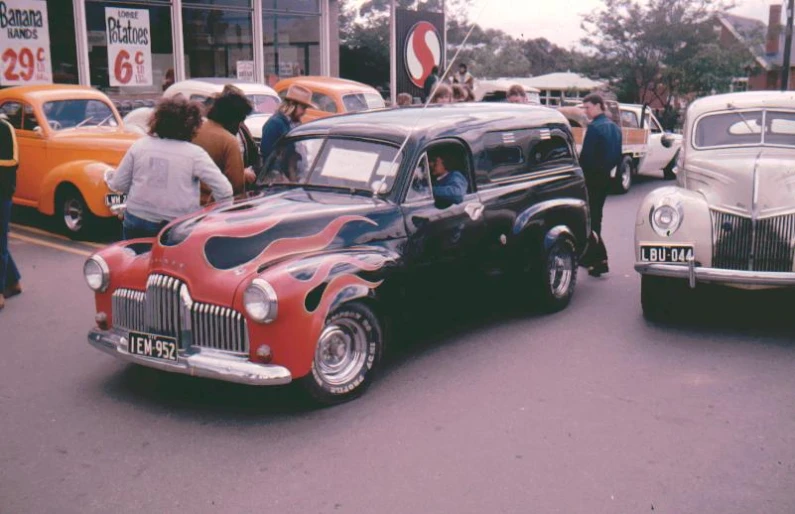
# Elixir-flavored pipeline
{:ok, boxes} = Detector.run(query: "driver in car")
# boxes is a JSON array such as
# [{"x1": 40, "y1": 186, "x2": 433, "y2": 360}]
[{"x1": 430, "y1": 152, "x2": 468, "y2": 205}]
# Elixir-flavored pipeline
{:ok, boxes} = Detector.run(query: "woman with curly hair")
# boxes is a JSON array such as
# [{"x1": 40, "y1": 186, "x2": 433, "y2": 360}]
[{"x1": 106, "y1": 96, "x2": 233, "y2": 239}]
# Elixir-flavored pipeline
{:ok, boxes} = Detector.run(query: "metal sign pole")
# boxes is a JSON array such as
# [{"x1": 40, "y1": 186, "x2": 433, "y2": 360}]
[
  {"x1": 782, "y1": 0, "x2": 794, "y2": 90},
  {"x1": 390, "y1": 0, "x2": 397, "y2": 105}
]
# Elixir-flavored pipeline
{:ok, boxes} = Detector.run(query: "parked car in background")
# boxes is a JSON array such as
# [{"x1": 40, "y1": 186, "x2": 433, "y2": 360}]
[
  {"x1": 559, "y1": 101, "x2": 681, "y2": 194},
  {"x1": 475, "y1": 79, "x2": 541, "y2": 104},
  {"x1": 274, "y1": 76, "x2": 386, "y2": 123},
  {"x1": 634, "y1": 91, "x2": 795, "y2": 320},
  {"x1": 123, "y1": 78, "x2": 281, "y2": 141},
  {"x1": 84, "y1": 103, "x2": 589, "y2": 405},
  {"x1": 0, "y1": 85, "x2": 140, "y2": 237}
]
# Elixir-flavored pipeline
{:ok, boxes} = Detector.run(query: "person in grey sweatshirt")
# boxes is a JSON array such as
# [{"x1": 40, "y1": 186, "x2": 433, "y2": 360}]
[{"x1": 106, "y1": 97, "x2": 233, "y2": 240}]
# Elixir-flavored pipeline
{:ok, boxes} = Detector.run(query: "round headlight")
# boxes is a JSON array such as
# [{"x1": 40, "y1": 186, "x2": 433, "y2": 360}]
[
  {"x1": 83, "y1": 255, "x2": 110, "y2": 292},
  {"x1": 243, "y1": 279, "x2": 278, "y2": 323},
  {"x1": 650, "y1": 203, "x2": 683, "y2": 237}
]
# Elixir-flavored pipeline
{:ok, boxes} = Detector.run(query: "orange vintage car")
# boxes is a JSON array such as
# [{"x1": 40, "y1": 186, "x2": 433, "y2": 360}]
[
  {"x1": 0, "y1": 85, "x2": 141, "y2": 237},
  {"x1": 274, "y1": 76, "x2": 386, "y2": 123}
]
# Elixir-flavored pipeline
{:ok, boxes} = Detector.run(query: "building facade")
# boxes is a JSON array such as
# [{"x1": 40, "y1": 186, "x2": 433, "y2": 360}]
[{"x1": 38, "y1": 0, "x2": 339, "y2": 99}]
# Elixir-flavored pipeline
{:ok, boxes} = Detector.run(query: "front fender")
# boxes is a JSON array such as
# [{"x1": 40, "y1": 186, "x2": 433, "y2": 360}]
[
  {"x1": 634, "y1": 186, "x2": 713, "y2": 266},
  {"x1": 39, "y1": 160, "x2": 115, "y2": 217},
  {"x1": 241, "y1": 248, "x2": 399, "y2": 379},
  {"x1": 513, "y1": 198, "x2": 589, "y2": 256}
]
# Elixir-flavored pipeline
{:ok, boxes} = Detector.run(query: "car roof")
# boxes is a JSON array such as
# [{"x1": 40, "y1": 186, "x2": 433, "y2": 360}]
[
  {"x1": 688, "y1": 91, "x2": 795, "y2": 117},
  {"x1": 0, "y1": 85, "x2": 113, "y2": 103},
  {"x1": 164, "y1": 79, "x2": 278, "y2": 96},
  {"x1": 289, "y1": 103, "x2": 569, "y2": 145},
  {"x1": 276, "y1": 76, "x2": 381, "y2": 95}
]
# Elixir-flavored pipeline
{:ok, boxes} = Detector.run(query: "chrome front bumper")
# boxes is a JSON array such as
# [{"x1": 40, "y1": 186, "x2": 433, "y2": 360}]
[
  {"x1": 635, "y1": 261, "x2": 795, "y2": 288},
  {"x1": 88, "y1": 328, "x2": 292, "y2": 386}
]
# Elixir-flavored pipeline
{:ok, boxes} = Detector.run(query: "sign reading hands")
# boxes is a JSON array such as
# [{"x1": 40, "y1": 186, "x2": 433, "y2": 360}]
[
  {"x1": 0, "y1": 0, "x2": 53, "y2": 85},
  {"x1": 105, "y1": 7, "x2": 152, "y2": 87}
]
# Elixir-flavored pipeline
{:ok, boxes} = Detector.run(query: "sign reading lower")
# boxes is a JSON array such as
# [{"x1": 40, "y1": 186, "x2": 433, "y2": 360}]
[
  {"x1": 0, "y1": 0, "x2": 53, "y2": 85},
  {"x1": 105, "y1": 7, "x2": 152, "y2": 87}
]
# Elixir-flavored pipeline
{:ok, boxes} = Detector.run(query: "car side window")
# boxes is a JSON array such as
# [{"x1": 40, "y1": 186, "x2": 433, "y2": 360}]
[
  {"x1": 527, "y1": 134, "x2": 574, "y2": 172},
  {"x1": 481, "y1": 129, "x2": 531, "y2": 182},
  {"x1": 312, "y1": 92, "x2": 338, "y2": 113},
  {"x1": 405, "y1": 153, "x2": 432, "y2": 203},
  {"x1": 620, "y1": 110, "x2": 639, "y2": 128},
  {"x1": 0, "y1": 102, "x2": 23, "y2": 129},
  {"x1": 22, "y1": 104, "x2": 39, "y2": 131},
  {"x1": 189, "y1": 94, "x2": 208, "y2": 103}
]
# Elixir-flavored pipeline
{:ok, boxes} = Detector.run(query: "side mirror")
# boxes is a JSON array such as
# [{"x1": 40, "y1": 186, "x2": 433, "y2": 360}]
[{"x1": 661, "y1": 134, "x2": 674, "y2": 148}]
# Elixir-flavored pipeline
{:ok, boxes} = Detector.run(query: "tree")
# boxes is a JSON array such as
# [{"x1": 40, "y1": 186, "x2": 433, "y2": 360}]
[{"x1": 581, "y1": 0, "x2": 760, "y2": 108}]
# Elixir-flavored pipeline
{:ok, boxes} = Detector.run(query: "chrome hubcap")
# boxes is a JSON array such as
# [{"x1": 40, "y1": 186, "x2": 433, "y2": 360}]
[
  {"x1": 63, "y1": 198, "x2": 83, "y2": 232},
  {"x1": 548, "y1": 246, "x2": 573, "y2": 298},
  {"x1": 314, "y1": 319, "x2": 368, "y2": 386}
]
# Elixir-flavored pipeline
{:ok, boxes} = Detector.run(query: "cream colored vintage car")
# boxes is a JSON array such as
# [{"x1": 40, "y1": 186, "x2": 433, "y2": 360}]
[{"x1": 634, "y1": 91, "x2": 795, "y2": 320}]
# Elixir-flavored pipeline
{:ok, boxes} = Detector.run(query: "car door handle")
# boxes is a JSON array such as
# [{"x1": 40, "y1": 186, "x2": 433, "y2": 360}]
[{"x1": 464, "y1": 201, "x2": 484, "y2": 221}]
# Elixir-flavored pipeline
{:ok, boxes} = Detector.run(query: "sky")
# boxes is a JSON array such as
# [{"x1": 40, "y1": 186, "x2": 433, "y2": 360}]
[{"x1": 472, "y1": 0, "x2": 778, "y2": 49}]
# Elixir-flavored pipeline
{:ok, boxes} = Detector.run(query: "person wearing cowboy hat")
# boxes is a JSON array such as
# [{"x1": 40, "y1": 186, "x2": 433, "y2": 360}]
[{"x1": 259, "y1": 84, "x2": 315, "y2": 180}]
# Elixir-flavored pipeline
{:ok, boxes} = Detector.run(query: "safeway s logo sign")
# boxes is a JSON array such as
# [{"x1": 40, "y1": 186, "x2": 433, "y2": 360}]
[{"x1": 404, "y1": 21, "x2": 442, "y2": 88}]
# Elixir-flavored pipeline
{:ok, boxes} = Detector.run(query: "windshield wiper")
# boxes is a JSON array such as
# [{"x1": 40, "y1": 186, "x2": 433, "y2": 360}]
[{"x1": 302, "y1": 183, "x2": 378, "y2": 197}]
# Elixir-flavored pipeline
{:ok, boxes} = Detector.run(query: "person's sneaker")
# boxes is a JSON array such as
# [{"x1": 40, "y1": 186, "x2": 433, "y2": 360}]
[
  {"x1": 3, "y1": 282, "x2": 21, "y2": 298},
  {"x1": 0, "y1": 294, "x2": 5, "y2": 311},
  {"x1": 588, "y1": 261, "x2": 609, "y2": 277}
]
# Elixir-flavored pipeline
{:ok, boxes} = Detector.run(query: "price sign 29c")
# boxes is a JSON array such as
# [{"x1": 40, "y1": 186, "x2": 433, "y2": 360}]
[
  {"x1": 105, "y1": 7, "x2": 152, "y2": 87},
  {"x1": 0, "y1": 0, "x2": 53, "y2": 85}
]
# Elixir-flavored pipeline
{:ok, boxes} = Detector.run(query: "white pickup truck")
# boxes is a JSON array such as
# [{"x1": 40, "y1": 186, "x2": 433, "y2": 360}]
[{"x1": 560, "y1": 102, "x2": 682, "y2": 194}]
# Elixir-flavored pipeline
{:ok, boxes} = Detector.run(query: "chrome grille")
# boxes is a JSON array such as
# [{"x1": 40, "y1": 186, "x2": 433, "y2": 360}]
[
  {"x1": 191, "y1": 303, "x2": 249, "y2": 354},
  {"x1": 711, "y1": 210, "x2": 795, "y2": 272},
  {"x1": 110, "y1": 273, "x2": 249, "y2": 354},
  {"x1": 145, "y1": 274, "x2": 182, "y2": 337},
  {"x1": 111, "y1": 289, "x2": 146, "y2": 332}
]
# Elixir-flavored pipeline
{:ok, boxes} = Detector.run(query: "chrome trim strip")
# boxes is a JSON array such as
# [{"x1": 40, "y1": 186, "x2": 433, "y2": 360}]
[
  {"x1": 635, "y1": 262, "x2": 795, "y2": 286},
  {"x1": 88, "y1": 328, "x2": 291, "y2": 386}
]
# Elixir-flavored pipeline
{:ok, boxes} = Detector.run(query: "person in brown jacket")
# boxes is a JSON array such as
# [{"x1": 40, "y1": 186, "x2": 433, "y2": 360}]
[{"x1": 194, "y1": 90, "x2": 254, "y2": 204}]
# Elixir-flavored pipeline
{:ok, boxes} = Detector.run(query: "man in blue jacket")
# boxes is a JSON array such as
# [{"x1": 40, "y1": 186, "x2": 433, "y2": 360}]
[
  {"x1": 579, "y1": 94, "x2": 622, "y2": 277},
  {"x1": 430, "y1": 152, "x2": 468, "y2": 206}
]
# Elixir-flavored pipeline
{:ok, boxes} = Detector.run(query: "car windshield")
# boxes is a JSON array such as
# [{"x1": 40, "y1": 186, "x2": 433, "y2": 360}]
[
  {"x1": 342, "y1": 93, "x2": 386, "y2": 113},
  {"x1": 694, "y1": 109, "x2": 795, "y2": 148},
  {"x1": 259, "y1": 136, "x2": 402, "y2": 194},
  {"x1": 42, "y1": 99, "x2": 119, "y2": 130},
  {"x1": 247, "y1": 94, "x2": 280, "y2": 115}
]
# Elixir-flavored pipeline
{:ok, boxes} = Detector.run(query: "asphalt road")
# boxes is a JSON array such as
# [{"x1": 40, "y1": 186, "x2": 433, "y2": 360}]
[{"x1": 2, "y1": 176, "x2": 795, "y2": 514}]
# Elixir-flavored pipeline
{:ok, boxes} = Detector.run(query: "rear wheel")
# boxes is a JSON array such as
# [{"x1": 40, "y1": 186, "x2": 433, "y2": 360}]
[
  {"x1": 641, "y1": 275, "x2": 688, "y2": 322},
  {"x1": 56, "y1": 185, "x2": 95, "y2": 239},
  {"x1": 613, "y1": 155, "x2": 633, "y2": 194},
  {"x1": 300, "y1": 301, "x2": 384, "y2": 405},
  {"x1": 532, "y1": 234, "x2": 578, "y2": 313}
]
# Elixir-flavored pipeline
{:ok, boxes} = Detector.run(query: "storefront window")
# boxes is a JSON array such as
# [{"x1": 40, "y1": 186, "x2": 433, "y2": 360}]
[
  {"x1": 263, "y1": 14, "x2": 320, "y2": 86},
  {"x1": 265, "y1": 0, "x2": 320, "y2": 14},
  {"x1": 48, "y1": 0, "x2": 79, "y2": 84},
  {"x1": 184, "y1": 0, "x2": 251, "y2": 6},
  {"x1": 183, "y1": 8, "x2": 254, "y2": 79},
  {"x1": 86, "y1": 1, "x2": 174, "y2": 100}
]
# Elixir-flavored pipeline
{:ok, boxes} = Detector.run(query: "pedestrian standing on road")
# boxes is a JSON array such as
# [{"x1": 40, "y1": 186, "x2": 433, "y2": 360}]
[
  {"x1": 0, "y1": 114, "x2": 22, "y2": 311},
  {"x1": 579, "y1": 93, "x2": 622, "y2": 277},
  {"x1": 452, "y1": 63, "x2": 474, "y2": 89},
  {"x1": 423, "y1": 66, "x2": 440, "y2": 103},
  {"x1": 194, "y1": 89, "x2": 254, "y2": 204},
  {"x1": 259, "y1": 85, "x2": 315, "y2": 180},
  {"x1": 106, "y1": 97, "x2": 233, "y2": 240}
]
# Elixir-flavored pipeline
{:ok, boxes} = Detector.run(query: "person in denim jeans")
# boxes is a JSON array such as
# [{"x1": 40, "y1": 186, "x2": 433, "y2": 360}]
[
  {"x1": 0, "y1": 115, "x2": 21, "y2": 311},
  {"x1": 106, "y1": 97, "x2": 233, "y2": 240}
]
